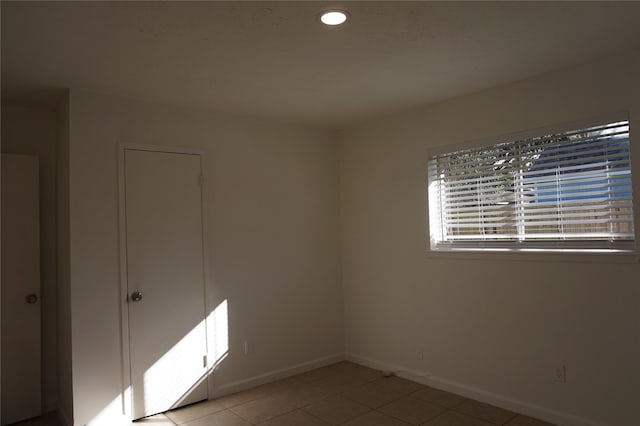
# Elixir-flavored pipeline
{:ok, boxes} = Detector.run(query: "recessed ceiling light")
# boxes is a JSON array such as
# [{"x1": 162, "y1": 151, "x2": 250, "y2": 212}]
[{"x1": 319, "y1": 10, "x2": 349, "y2": 26}]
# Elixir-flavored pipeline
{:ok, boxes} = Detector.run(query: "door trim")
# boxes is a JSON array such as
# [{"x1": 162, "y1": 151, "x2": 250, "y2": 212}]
[{"x1": 117, "y1": 143, "x2": 211, "y2": 421}]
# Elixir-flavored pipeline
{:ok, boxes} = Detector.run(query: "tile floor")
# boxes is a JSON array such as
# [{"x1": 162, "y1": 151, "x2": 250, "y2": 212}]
[
  {"x1": 10, "y1": 412, "x2": 62, "y2": 426},
  {"x1": 14, "y1": 361, "x2": 556, "y2": 426}
]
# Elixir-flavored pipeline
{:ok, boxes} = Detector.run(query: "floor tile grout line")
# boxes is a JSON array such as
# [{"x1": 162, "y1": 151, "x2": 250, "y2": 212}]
[
  {"x1": 423, "y1": 408, "x2": 453, "y2": 426},
  {"x1": 162, "y1": 400, "x2": 227, "y2": 425},
  {"x1": 370, "y1": 406, "x2": 420, "y2": 425},
  {"x1": 500, "y1": 412, "x2": 519, "y2": 426},
  {"x1": 450, "y1": 404, "x2": 517, "y2": 426},
  {"x1": 295, "y1": 407, "x2": 333, "y2": 425}
]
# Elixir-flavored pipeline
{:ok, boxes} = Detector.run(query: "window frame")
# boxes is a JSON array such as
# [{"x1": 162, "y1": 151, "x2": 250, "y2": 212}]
[{"x1": 426, "y1": 113, "x2": 637, "y2": 255}]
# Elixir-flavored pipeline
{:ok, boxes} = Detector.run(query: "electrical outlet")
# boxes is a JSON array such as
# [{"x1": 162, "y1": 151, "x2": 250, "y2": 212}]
[
  {"x1": 555, "y1": 365, "x2": 567, "y2": 383},
  {"x1": 417, "y1": 346, "x2": 424, "y2": 361}
]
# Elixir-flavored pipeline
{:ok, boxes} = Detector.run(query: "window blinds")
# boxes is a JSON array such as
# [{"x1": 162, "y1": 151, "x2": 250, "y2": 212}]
[{"x1": 428, "y1": 120, "x2": 635, "y2": 251}]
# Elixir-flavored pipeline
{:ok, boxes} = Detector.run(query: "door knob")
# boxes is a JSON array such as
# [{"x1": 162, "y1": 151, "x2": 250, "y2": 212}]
[
  {"x1": 130, "y1": 291, "x2": 143, "y2": 302},
  {"x1": 25, "y1": 294, "x2": 38, "y2": 304}
]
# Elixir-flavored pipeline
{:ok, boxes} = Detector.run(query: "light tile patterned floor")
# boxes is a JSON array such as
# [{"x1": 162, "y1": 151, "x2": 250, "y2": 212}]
[{"x1": 15, "y1": 361, "x2": 556, "y2": 426}]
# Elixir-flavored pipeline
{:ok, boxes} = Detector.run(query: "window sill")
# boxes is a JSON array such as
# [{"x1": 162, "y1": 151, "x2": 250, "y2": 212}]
[{"x1": 426, "y1": 248, "x2": 639, "y2": 264}]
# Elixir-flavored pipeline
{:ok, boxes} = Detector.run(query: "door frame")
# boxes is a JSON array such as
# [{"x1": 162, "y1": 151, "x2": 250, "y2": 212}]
[{"x1": 117, "y1": 143, "x2": 212, "y2": 421}]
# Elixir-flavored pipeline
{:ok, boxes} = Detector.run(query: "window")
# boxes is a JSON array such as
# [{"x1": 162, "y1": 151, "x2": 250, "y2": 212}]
[{"x1": 428, "y1": 118, "x2": 635, "y2": 252}]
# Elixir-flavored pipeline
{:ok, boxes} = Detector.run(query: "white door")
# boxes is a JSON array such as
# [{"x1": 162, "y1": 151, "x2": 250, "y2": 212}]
[
  {"x1": 1, "y1": 154, "x2": 41, "y2": 425},
  {"x1": 124, "y1": 149, "x2": 208, "y2": 420}
]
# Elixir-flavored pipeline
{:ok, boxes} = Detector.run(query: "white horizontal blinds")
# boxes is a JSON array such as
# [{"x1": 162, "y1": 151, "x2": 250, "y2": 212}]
[{"x1": 429, "y1": 120, "x2": 635, "y2": 250}]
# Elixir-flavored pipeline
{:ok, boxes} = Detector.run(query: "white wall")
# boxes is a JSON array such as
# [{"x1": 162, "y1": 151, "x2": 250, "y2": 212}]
[
  {"x1": 57, "y1": 93, "x2": 73, "y2": 425},
  {"x1": 65, "y1": 90, "x2": 344, "y2": 425},
  {"x1": 1, "y1": 103, "x2": 58, "y2": 413},
  {"x1": 339, "y1": 51, "x2": 640, "y2": 426}
]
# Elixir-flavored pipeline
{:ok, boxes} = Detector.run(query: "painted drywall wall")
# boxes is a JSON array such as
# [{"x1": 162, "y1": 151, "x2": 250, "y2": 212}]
[
  {"x1": 57, "y1": 93, "x2": 73, "y2": 425},
  {"x1": 64, "y1": 90, "x2": 344, "y2": 425},
  {"x1": 339, "y1": 51, "x2": 640, "y2": 426},
  {"x1": 1, "y1": 103, "x2": 58, "y2": 413}
]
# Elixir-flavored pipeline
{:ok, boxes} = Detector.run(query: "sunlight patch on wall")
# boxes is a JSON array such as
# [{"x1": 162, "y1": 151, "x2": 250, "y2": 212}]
[{"x1": 209, "y1": 299, "x2": 229, "y2": 368}]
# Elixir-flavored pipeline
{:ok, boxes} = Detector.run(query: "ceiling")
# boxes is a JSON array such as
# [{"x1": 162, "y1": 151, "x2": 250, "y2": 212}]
[{"x1": 2, "y1": 1, "x2": 640, "y2": 128}]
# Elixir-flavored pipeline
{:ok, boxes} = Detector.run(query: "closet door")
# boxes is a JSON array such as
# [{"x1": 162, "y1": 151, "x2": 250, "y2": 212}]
[
  {"x1": 124, "y1": 149, "x2": 208, "y2": 419},
  {"x1": 1, "y1": 154, "x2": 41, "y2": 425}
]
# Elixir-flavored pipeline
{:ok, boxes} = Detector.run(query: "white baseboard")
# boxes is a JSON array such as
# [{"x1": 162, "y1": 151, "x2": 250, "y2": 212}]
[
  {"x1": 211, "y1": 352, "x2": 344, "y2": 398},
  {"x1": 428, "y1": 376, "x2": 604, "y2": 426},
  {"x1": 344, "y1": 353, "x2": 431, "y2": 384},
  {"x1": 345, "y1": 352, "x2": 605, "y2": 426}
]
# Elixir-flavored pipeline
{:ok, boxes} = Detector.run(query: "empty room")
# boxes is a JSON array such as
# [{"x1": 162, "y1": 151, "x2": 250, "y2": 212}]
[{"x1": 1, "y1": 2, "x2": 639, "y2": 426}]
